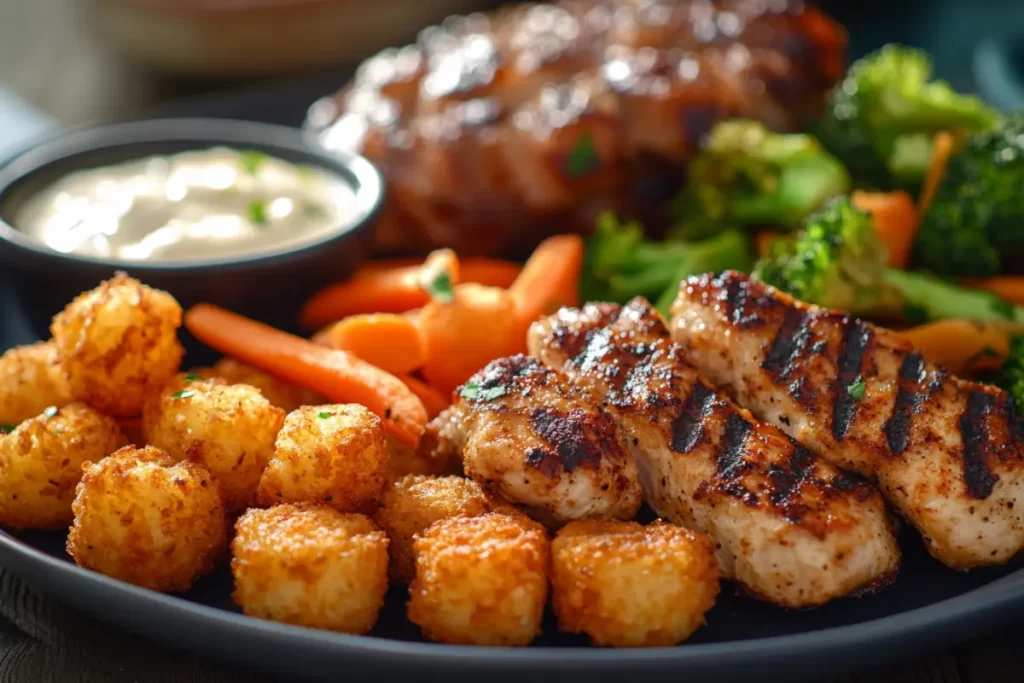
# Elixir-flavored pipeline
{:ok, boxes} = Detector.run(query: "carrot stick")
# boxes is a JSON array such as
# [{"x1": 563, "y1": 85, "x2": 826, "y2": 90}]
[
  {"x1": 300, "y1": 257, "x2": 524, "y2": 329},
  {"x1": 397, "y1": 374, "x2": 449, "y2": 420},
  {"x1": 754, "y1": 230, "x2": 781, "y2": 257},
  {"x1": 852, "y1": 190, "x2": 919, "y2": 269},
  {"x1": 919, "y1": 131, "x2": 956, "y2": 215},
  {"x1": 510, "y1": 234, "x2": 584, "y2": 326},
  {"x1": 185, "y1": 304, "x2": 427, "y2": 447},
  {"x1": 898, "y1": 319, "x2": 1011, "y2": 376},
  {"x1": 962, "y1": 277, "x2": 1024, "y2": 306},
  {"x1": 313, "y1": 313, "x2": 425, "y2": 375}
]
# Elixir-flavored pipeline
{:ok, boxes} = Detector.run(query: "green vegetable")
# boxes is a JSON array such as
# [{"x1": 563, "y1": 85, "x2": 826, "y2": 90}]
[
  {"x1": 0, "y1": 425, "x2": 15, "y2": 435},
  {"x1": 170, "y1": 390, "x2": 195, "y2": 400},
  {"x1": 566, "y1": 133, "x2": 600, "y2": 177},
  {"x1": 424, "y1": 271, "x2": 454, "y2": 304},
  {"x1": 583, "y1": 212, "x2": 754, "y2": 315},
  {"x1": 317, "y1": 411, "x2": 334, "y2": 419},
  {"x1": 995, "y1": 335, "x2": 1024, "y2": 409},
  {"x1": 240, "y1": 150, "x2": 268, "y2": 175},
  {"x1": 847, "y1": 382, "x2": 866, "y2": 400},
  {"x1": 671, "y1": 119, "x2": 849, "y2": 240},
  {"x1": 913, "y1": 113, "x2": 1024, "y2": 277},
  {"x1": 815, "y1": 44, "x2": 1000, "y2": 190},
  {"x1": 753, "y1": 197, "x2": 1024, "y2": 324},
  {"x1": 248, "y1": 200, "x2": 268, "y2": 225},
  {"x1": 460, "y1": 382, "x2": 507, "y2": 402}
]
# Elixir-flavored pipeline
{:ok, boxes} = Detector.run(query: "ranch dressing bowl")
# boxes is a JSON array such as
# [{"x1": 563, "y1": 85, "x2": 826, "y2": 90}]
[{"x1": 0, "y1": 118, "x2": 383, "y2": 336}]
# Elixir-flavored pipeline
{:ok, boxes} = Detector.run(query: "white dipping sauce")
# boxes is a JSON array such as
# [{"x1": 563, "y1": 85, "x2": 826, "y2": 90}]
[{"x1": 15, "y1": 147, "x2": 354, "y2": 262}]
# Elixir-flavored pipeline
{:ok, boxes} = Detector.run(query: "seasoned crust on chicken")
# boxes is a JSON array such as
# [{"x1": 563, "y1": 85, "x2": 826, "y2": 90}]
[
  {"x1": 529, "y1": 297, "x2": 899, "y2": 607},
  {"x1": 672, "y1": 271, "x2": 1024, "y2": 569},
  {"x1": 426, "y1": 355, "x2": 642, "y2": 526}
]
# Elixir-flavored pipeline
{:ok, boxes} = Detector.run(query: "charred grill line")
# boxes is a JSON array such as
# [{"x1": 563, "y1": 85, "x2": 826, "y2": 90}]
[
  {"x1": 669, "y1": 382, "x2": 716, "y2": 454},
  {"x1": 529, "y1": 407, "x2": 607, "y2": 474},
  {"x1": 717, "y1": 412, "x2": 754, "y2": 481},
  {"x1": 832, "y1": 319, "x2": 872, "y2": 440},
  {"x1": 725, "y1": 276, "x2": 756, "y2": 328},
  {"x1": 761, "y1": 308, "x2": 811, "y2": 382},
  {"x1": 959, "y1": 390, "x2": 1000, "y2": 499},
  {"x1": 884, "y1": 353, "x2": 926, "y2": 455}
]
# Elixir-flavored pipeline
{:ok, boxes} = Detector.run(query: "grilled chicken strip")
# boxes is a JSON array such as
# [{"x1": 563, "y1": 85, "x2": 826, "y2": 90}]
[
  {"x1": 528, "y1": 298, "x2": 899, "y2": 607},
  {"x1": 308, "y1": 0, "x2": 846, "y2": 255},
  {"x1": 425, "y1": 354, "x2": 642, "y2": 526},
  {"x1": 671, "y1": 271, "x2": 1024, "y2": 569}
]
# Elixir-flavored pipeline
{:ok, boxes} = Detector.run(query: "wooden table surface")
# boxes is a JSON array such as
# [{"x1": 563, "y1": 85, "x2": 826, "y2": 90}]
[{"x1": 1, "y1": 0, "x2": 1022, "y2": 681}]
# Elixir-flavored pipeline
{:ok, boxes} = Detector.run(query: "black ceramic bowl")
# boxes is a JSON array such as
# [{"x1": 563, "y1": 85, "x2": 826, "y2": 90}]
[{"x1": 0, "y1": 118, "x2": 383, "y2": 337}]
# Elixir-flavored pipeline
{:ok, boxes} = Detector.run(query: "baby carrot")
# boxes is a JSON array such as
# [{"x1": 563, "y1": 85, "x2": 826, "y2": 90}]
[{"x1": 314, "y1": 313, "x2": 425, "y2": 375}]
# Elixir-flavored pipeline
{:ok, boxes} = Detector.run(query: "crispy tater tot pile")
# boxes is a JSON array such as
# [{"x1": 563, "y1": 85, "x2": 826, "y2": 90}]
[
  {"x1": 143, "y1": 373, "x2": 285, "y2": 512},
  {"x1": 386, "y1": 436, "x2": 458, "y2": 480},
  {"x1": 0, "y1": 341, "x2": 71, "y2": 426},
  {"x1": 232, "y1": 504, "x2": 389, "y2": 633},
  {"x1": 67, "y1": 446, "x2": 227, "y2": 592},
  {"x1": 0, "y1": 404, "x2": 126, "y2": 529},
  {"x1": 258, "y1": 404, "x2": 388, "y2": 513},
  {"x1": 408, "y1": 512, "x2": 549, "y2": 646},
  {"x1": 551, "y1": 520, "x2": 719, "y2": 647},
  {"x1": 51, "y1": 274, "x2": 183, "y2": 417},
  {"x1": 373, "y1": 475, "x2": 497, "y2": 584},
  {"x1": 197, "y1": 359, "x2": 324, "y2": 412}
]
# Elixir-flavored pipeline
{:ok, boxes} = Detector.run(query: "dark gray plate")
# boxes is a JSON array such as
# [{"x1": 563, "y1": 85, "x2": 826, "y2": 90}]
[{"x1": 1, "y1": 76, "x2": 1024, "y2": 683}]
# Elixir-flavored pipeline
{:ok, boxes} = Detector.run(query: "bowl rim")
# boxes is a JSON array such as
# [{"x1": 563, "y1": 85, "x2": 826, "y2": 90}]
[{"x1": 0, "y1": 117, "x2": 384, "y2": 272}]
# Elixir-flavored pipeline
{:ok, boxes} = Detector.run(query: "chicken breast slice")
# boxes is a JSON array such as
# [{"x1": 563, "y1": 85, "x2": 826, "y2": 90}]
[
  {"x1": 671, "y1": 271, "x2": 1024, "y2": 569},
  {"x1": 528, "y1": 297, "x2": 899, "y2": 608}
]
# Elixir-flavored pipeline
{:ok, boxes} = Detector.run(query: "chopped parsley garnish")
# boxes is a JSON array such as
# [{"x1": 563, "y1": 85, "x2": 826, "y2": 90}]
[
  {"x1": 303, "y1": 203, "x2": 328, "y2": 218},
  {"x1": 460, "y1": 382, "x2": 507, "y2": 402},
  {"x1": 184, "y1": 373, "x2": 202, "y2": 382},
  {"x1": 566, "y1": 132, "x2": 600, "y2": 178},
  {"x1": 424, "y1": 271, "x2": 455, "y2": 304},
  {"x1": 240, "y1": 150, "x2": 268, "y2": 175},
  {"x1": 170, "y1": 390, "x2": 195, "y2": 400},
  {"x1": 847, "y1": 382, "x2": 866, "y2": 400},
  {"x1": 43, "y1": 406, "x2": 58, "y2": 418},
  {"x1": 0, "y1": 425, "x2": 15, "y2": 435},
  {"x1": 248, "y1": 200, "x2": 268, "y2": 225},
  {"x1": 317, "y1": 412, "x2": 334, "y2": 420}
]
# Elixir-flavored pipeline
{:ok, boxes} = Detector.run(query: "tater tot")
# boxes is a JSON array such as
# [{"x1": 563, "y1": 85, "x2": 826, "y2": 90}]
[
  {"x1": 143, "y1": 374, "x2": 284, "y2": 512},
  {"x1": 408, "y1": 512, "x2": 549, "y2": 646},
  {"x1": 257, "y1": 405, "x2": 388, "y2": 513},
  {"x1": 0, "y1": 341, "x2": 71, "y2": 426},
  {"x1": 51, "y1": 274, "x2": 183, "y2": 417},
  {"x1": 0, "y1": 404, "x2": 126, "y2": 529},
  {"x1": 551, "y1": 520, "x2": 719, "y2": 647},
  {"x1": 231, "y1": 504, "x2": 389, "y2": 633},
  {"x1": 196, "y1": 358, "x2": 324, "y2": 412},
  {"x1": 373, "y1": 475, "x2": 497, "y2": 584},
  {"x1": 67, "y1": 446, "x2": 227, "y2": 592},
  {"x1": 386, "y1": 436, "x2": 457, "y2": 480}
]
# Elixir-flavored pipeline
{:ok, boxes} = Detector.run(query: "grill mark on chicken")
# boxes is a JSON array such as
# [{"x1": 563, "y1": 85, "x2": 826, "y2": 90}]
[
  {"x1": 960, "y1": 390, "x2": 1001, "y2": 499},
  {"x1": 670, "y1": 382, "x2": 716, "y2": 453},
  {"x1": 832, "y1": 319, "x2": 872, "y2": 440},
  {"x1": 884, "y1": 353, "x2": 927, "y2": 455},
  {"x1": 718, "y1": 412, "x2": 754, "y2": 481},
  {"x1": 762, "y1": 307, "x2": 812, "y2": 382},
  {"x1": 766, "y1": 444, "x2": 815, "y2": 522},
  {"x1": 528, "y1": 407, "x2": 609, "y2": 475}
]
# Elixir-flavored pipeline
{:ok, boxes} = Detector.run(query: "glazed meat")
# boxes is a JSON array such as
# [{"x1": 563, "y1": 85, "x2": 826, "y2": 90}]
[
  {"x1": 671, "y1": 271, "x2": 1024, "y2": 569},
  {"x1": 528, "y1": 298, "x2": 899, "y2": 607},
  {"x1": 307, "y1": 0, "x2": 846, "y2": 255},
  {"x1": 426, "y1": 354, "x2": 643, "y2": 526}
]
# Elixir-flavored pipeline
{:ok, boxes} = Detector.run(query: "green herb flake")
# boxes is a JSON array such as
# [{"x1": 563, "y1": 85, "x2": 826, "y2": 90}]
[
  {"x1": 317, "y1": 412, "x2": 334, "y2": 420},
  {"x1": 459, "y1": 382, "x2": 507, "y2": 402},
  {"x1": 240, "y1": 150, "x2": 268, "y2": 176},
  {"x1": 0, "y1": 425, "x2": 15, "y2": 435},
  {"x1": 42, "y1": 406, "x2": 59, "y2": 418},
  {"x1": 248, "y1": 200, "x2": 268, "y2": 226},
  {"x1": 184, "y1": 373, "x2": 202, "y2": 382},
  {"x1": 424, "y1": 271, "x2": 455, "y2": 304},
  {"x1": 566, "y1": 132, "x2": 600, "y2": 178},
  {"x1": 847, "y1": 382, "x2": 866, "y2": 400},
  {"x1": 170, "y1": 390, "x2": 195, "y2": 400},
  {"x1": 303, "y1": 203, "x2": 328, "y2": 218}
]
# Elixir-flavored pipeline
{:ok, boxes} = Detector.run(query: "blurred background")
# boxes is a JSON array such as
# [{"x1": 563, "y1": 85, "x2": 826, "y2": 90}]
[{"x1": 1, "y1": 0, "x2": 1023, "y2": 129}]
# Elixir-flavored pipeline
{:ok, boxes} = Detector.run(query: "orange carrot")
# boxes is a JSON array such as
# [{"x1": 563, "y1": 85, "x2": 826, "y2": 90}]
[
  {"x1": 510, "y1": 234, "x2": 584, "y2": 326},
  {"x1": 185, "y1": 304, "x2": 427, "y2": 447},
  {"x1": 417, "y1": 283, "x2": 527, "y2": 394},
  {"x1": 417, "y1": 249, "x2": 461, "y2": 299},
  {"x1": 754, "y1": 230, "x2": 781, "y2": 257},
  {"x1": 852, "y1": 190, "x2": 919, "y2": 269},
  {"x1": 962, "y1": 277, "x2": 1024, "y2": 306},
  {"x1": 398, "y1": 374, "x2": 450, "y2": 420},
  {"x1": 919, "y1": 131, "x2": 956, "y2": 215},
  {"x1": 314, "y1": 313, "x2": 425, "y2": 375},
  {"x1": 300, "y1": 257, "x2": 523, "y2": 329},
  {"x1": 898, "y1": 319, "x2": 1011, "y2": 376}
]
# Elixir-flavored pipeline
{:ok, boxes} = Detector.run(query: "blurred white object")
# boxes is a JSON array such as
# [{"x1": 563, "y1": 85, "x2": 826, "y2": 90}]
[
  {"x1": 84, "y1": 0, "x2": 490, "y2": 77},
  {"x1": 0, "y1": 88, "x2": 56, "y2": 162}
]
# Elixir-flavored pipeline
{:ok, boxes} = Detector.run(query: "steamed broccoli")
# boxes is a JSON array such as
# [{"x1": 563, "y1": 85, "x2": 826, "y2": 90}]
[
  {"x1": 753, "y1": 197, "x2": 1024, "y2": 324},
  {"x1": 912, "y1": 113, "x2": 1024, "y2": 278},
  {"x1": 815, "y1": 45, "x2": 1000, "y2": 190},
  {"x1": 583, "y1": 212, "x2": 754, "y2": 314},
  {"x1": 670, "y1": 119, "x2": 850, "y2": 240}
]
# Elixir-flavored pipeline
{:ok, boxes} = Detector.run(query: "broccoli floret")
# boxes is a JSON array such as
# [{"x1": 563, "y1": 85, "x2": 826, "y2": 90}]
[
  {"x1": 753, "y1": 197, "x2": 1024, "y2": 324},
  {"x1": 815, "y1": 45, "x2": 1000, "y2": 190},
  {"x1": 583, "y1": 212, "x2": 754, "y2": 315},
  {"x1": 913, "y1": 113, "x2": 1024, "y2": 277},
  {"x1": 995, "y1": 335, "x2": 1024, "y2": 409},
  {"x1": 671, "y1": 119, "x2": 849, "y2": 240}
]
